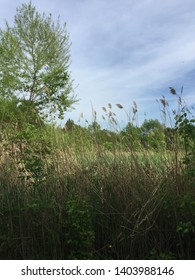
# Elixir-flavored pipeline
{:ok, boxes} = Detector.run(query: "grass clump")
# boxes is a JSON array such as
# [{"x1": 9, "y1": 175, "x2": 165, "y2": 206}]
[{"x1": 0, "y1": 89, "x2": 194, "y2": 259}]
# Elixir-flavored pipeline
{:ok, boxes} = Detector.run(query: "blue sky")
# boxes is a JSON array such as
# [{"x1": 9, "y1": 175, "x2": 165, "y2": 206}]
[{"x1": 1, "y1": 0, "x2": 195, "y2": 129}]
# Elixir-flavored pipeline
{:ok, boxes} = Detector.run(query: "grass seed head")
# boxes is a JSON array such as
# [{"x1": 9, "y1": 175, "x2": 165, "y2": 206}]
[
  {"x1": 160, "y1": 98, "x2": 168, "y2": 107},
  {"x1": 169, "y1": 87, "x2": 177, "y2": 95},
  {"x1": 116, "y1": 103, "x2": 123, "y2": 109}
]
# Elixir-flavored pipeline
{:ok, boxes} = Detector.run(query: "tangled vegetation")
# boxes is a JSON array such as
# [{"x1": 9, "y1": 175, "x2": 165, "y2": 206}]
[{"x1": 0, "y1": 88, "x2": 194, "y2": 260}]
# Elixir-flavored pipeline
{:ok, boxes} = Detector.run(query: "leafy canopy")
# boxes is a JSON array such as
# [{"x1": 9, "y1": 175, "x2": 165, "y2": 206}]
[{"x1": 0, "y1": 2, "x2": 77, "y2": 119}]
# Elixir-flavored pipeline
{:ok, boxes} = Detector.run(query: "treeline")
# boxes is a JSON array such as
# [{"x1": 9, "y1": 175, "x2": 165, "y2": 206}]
[
  {"x1": 1, "y1": 94, "x2": 195, "y2": 154},
  {"x1": 64, "y1": 118, "x2": 175, "y2": 150}
]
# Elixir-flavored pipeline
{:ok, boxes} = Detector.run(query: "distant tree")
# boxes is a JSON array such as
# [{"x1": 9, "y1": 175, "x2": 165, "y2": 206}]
[
  {"x1": 121, "y1": 122, "x2": 141, "y2": 136},
  {"x1": 121, "y1": 122, "x2": 141, "y2": 149},
  {"x1": 88, "y1": 121, "x2": 101, "y2": 133},
  {"x1": 141, "y1": 119, "x2": 164, "y2": 133},
  {"x1": 0, "y1": 2, "x2": 77, "y2": 119},
  {"x1": 141, "y1": 119, "x2": 165, "y2": 149},
  {"x1": 64, "y1": 119, "x2": 76, "y2": 131}
]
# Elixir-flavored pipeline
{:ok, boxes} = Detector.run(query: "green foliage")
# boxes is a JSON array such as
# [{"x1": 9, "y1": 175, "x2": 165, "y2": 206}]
[
  {"x1": 64, "y1": 119, "x2": 77, "y2": 131},
  {"x1": 102, "y1": 141, "x2": 113, "y2": 150},
  {"x1": 0, "y1": 2, "x2": 77, "y2": 118},
  {"x1": 0, "y1": 97, "x2": 19, "y2": 129},
  {"x1": 149, "y1": 249, "x2": 176, "y2": 260},
  {"x1": 121, "y1": 122, "x2": 141, "y2": 149},
  {"x1": 141, "y1": 119, "x2": 165, "y2": 149},
  {"x1": 175, "y1": 112, "x2": 195, "y2": 177},
  {"x1": 88, "y1": 121, "x2": 101, "y2": 133},
  {"x1": 64, "y1": 197, "x2": 95, "y2": 259},
  {"x1": 159, "y1": 193, "x2": 195, "y2": 259},
  {"x1": 141, "y1": 119, "x2": 164, "y2": 132},
  {"x1": 176, "y1": 221, "x2": 194, "y2": 238},
  {"x1": 0, "y1": 97, "x2": 46, "y2": 157},
  {"x1": 0, "y1": 87, "x2": 194, "y2": 260},
  {"x1": 17, "y1": 148, "x2": 46, "y2": 188},
  {"x1": 120, "y1": 119, "x2": 166, "y2": 150}
]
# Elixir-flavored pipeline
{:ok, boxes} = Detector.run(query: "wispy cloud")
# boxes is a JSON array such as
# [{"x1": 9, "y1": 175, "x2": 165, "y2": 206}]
[{"x1": 1, "y1": 0, "x2": 195, "y2": 127}]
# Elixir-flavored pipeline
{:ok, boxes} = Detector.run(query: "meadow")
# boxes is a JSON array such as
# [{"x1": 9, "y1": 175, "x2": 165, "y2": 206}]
[{"x1": 0, "y1": 94, "x2": 194, "y2": 259}]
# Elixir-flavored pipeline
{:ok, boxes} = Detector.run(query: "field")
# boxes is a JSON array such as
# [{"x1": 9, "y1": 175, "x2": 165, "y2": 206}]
[{"x1": 0, "y1": 102, "x2": 194, "y2": 260}]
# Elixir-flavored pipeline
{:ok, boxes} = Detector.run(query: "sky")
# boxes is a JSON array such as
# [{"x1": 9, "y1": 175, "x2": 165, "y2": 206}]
[{"x1": 1, "y1": 0, "x2": 195, "y2": 129}]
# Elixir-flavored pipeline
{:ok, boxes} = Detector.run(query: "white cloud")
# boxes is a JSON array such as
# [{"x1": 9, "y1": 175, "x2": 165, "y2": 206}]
[{"x1": 1, "y1": 0, "x2": 195, "y2": 127}]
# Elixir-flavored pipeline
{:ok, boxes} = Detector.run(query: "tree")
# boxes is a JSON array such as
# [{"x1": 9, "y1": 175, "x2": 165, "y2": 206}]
[
  {"x1": 141, "y1": 119, "x2": 165, "y2": 149},
  {"x1": 121, "y1": 122, "x2": 141, "y2": 149},
  {"x1": 0, "y1": 96, "x2": 41, "y2": 130},
  {"x1": 88, "y1": 121, "x2": 101, "y2": 133},
  {"x1": 141, "y1": 119, "x2": 164, "y2": 133},
  {"x1": 64, "y1": 119, "x2": 76, "y2": 131},
  {"x1": 0, "y1": 2, "x2": 77, "y2": 119}
]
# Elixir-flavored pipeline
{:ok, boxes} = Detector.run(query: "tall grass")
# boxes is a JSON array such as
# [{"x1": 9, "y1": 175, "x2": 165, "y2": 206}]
[{"x1": 0, "y1": 92, "x2": 194, "y2": 259}]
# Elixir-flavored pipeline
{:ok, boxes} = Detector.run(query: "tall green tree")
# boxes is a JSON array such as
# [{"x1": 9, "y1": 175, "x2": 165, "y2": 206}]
[{"x1": 0, "y1": 2, "x2": 77, "y2": 119}]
